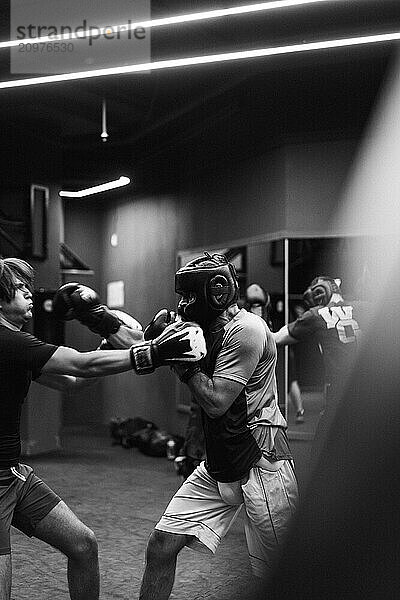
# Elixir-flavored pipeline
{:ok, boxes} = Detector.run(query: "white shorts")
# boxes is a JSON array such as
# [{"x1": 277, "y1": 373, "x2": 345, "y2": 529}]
[{"x1": 155, "y1": 460, "x2": 298, "y2": 578}]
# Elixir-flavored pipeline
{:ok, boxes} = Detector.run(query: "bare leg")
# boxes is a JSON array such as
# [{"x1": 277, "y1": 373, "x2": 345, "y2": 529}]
[
  {"x1": 290, "y1": 380, "x2": 305, "y2": 423},
  {"x1": 139, "y1": 530, "x2": 190, "y2": 600},
  {"x1": 33, "y1": 501, "x2": 99, "y2": 600},
  {"x1": 0, "y1": 554, "x2": 11, "y2": 600}
]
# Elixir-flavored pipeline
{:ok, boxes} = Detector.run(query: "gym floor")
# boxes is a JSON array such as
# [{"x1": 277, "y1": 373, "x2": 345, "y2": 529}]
[{"x1": 12, "y1": 416, "x2": 316, "y2": 600}]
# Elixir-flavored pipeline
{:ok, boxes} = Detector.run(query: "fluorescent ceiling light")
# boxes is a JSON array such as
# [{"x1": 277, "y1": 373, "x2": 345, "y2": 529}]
[
  {"x1": 0, "y1": 1, "x2": 341, "y2": 49},
  {"x1": 1, "y1": 32, "x2": 399, "y2": 90},
  {"x1": 59, "y1": 176, "x2": 130, "y2": 198}
]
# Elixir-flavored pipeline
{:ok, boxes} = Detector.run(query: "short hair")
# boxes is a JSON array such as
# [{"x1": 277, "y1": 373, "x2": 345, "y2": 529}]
[{"x1": 0, "y1": 258, "x2": 34, "y2": 302}]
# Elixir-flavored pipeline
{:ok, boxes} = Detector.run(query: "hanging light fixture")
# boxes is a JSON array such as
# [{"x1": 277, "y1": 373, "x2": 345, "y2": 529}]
[{"x1": 101, "y1": 98, "x2": 109, "y2": 142}]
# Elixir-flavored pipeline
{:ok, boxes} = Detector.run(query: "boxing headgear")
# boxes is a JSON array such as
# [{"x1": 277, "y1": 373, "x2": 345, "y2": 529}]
[
  {"x1": 175, "y1": 252, "x2": 239, "y2": 327},
  {"x1": 245, "y1": 284, "x2": 270, "y2": 308},
  {"x1": 303, "y1": 276, "x2": 342, "y2": 308}
]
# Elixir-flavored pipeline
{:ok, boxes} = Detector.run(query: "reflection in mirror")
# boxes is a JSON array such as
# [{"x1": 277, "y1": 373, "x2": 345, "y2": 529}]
[
  {"x1": 245, "y1": 240, "x2": 285, "y2": 417},
  {"x1": 286, "y1": 236, "x2": 370, "y2": 438}
]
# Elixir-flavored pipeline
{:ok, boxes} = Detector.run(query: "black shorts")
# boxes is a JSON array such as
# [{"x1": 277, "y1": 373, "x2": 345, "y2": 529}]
[{"x1": 0, "y1": 463, "x2": 61, "y2": 555}]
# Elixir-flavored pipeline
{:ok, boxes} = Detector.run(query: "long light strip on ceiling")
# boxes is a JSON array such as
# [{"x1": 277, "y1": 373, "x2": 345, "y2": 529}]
[
  {"x1": 59, "y1": 176, "x2": 130, "y2": 198},
  {"x1": 0, "y1": 0, "x2": 342, "y2": 49},
  {"x1": 1, "y1": 32, "x2": 399, "y2": 90}
]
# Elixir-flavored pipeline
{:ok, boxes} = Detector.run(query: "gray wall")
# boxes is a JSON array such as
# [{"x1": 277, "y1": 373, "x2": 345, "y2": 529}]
[
  {"x1": 176, "y1": 149, "x2": 287, "y2": 249},
  {"x1": 62, "y1": 200, "x2": 105, "y2": 429},
  {"x1": 247, "y1": 241, "x2": 284, "y2": 295},
  {"x1": 284, "y1": 139, "x2": 359, "y2": 236},
  {"x1": 100, "y1": 194, "x2": 181, "y2": 433}
]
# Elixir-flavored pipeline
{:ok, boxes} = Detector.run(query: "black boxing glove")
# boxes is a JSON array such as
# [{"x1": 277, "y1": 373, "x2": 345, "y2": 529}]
[
  {"x1": 130, "y1": 320, "x2": 206, "y2": 375},
  {"x1": 106, "y1": 309, "x2": 143, "y2": 348},
  {"x1": 53, "y1": 283, "x2": 120, "y2": 338},
  {"x1": 144, "y1": 309, "x2": 176, "y2": 340}
]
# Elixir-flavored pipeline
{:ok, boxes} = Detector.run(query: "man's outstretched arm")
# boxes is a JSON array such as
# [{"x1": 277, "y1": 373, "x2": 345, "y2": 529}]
[
  {"x1": 41, "y1": 346, "x2": 132, "y2": 378},
  {"x1": 38, "y1": 319, "x2": 206, "y2": 379},
  {"x1": 273, "y1": 325, "x2": 299, "y2": 346}
]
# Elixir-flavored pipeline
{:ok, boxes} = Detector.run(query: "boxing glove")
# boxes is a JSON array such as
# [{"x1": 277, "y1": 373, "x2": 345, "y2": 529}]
[
  {"x1": 106, "y1": 309, "x2": 143, "y2": 348},
  {"x1": 130, "y1": 320, "x2": 206, "y2": 375},
  {"x1": 144, "y1": 308, "x2": 176, "y2": 340},
  {"x1": 53, "y1": 283, "x2": 126, "y2": 339}
]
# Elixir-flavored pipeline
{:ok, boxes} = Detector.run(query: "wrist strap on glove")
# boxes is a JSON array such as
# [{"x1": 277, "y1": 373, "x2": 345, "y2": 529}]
[{"x1": 130, "y1": 344, "x2": 155, "y2": 375}]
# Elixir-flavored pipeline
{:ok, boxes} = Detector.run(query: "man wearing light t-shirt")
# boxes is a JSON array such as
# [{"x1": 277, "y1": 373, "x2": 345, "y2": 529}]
[{"x1": 138, "y1": 253, "x2": 298, "y2": 600}]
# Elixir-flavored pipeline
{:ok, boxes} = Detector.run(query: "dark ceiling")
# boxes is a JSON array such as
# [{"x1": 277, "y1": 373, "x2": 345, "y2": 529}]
[{"x1": 1, "y1": 0, "x2": 400, "y2": 188}]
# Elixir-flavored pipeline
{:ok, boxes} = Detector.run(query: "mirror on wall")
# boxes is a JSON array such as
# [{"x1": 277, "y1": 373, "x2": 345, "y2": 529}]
[{"x1": 286, "y1": 235, "x2": 371, "y2": 438}]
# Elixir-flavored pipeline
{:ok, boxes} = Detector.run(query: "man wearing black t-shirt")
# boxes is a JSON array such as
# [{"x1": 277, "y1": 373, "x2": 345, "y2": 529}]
[
  {"x1": 273, "y1": 276, "x2": 367, "y2": 462},
  {"x1": 274, "y1": 276, "x2": 365, "y2": 403},
  {"x1": 138, "y1": 254, "x2": 298, "y2": 600},
  {"x1": 0, "y1": 257, "x2": 206, "y2": 600}
]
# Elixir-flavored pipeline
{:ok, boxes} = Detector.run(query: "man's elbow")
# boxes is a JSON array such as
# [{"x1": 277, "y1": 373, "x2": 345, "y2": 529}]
[
  {"x1": 272, "y1": 330, "x2": 284, "y2": 346},
  {"x1": 67, "y1": 352, "x2": 97, "y2": 378},
  {"x1": 73, "y1": 365, "x2": 98, "y2": 378},
  {"x1": 273, "y1": 328, "x2": 296, "y2": 346}
]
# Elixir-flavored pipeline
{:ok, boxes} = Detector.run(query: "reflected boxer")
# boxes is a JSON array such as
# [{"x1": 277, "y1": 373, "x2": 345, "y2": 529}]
[
  {"x1": 288, "y1": 304, "x2": 306, "y2": 424},
  {"x1": 245, "y1": 282, "x2": 272, "y2": 328},
  {"x1": 273, "y1": 276, "x2": 367, "y2": 453}
]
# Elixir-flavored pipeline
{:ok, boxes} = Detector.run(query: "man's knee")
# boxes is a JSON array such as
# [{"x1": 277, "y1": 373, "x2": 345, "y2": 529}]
[
  {"x1": 69, "y1": 527, "x2": 98, "y2": 562},
  {"x1": 146, "y1": 530, "x2": 187, "y2": 564}
]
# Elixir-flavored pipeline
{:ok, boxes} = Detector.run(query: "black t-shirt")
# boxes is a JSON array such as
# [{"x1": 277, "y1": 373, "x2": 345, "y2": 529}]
[
  {"x1": 287, "y1": 300, "x2": 368, "y2": 390},
  {"x1": 0, "y1": 325, "x2": 57, "y2": 467}
]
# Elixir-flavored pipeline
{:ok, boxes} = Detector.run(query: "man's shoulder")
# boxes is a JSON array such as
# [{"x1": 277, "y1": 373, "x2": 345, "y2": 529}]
[
  {"x1": 227, "y1": 309, "x2": 267, "y2": 330},
  {"x1": 326, "y1": 299, "x2": 369, "y2": 325},
  {"x1": 288, "y1": 306, "x2": 322, "y2": 339},
  {"x1": 0, "y1": 324, "x2": 23, "y2": 339},
  {"x1": 223, "y1": 309, "x2": 268, "y2": 342},
  {"x1": 333, "y1": 299, "x2": 370, "y2": 312},
  {"x1": 0, "y1": 326, "x2": 30, "y2": 355},
  {"x1": 323, "y1": 299, "x2": 368, "y2": 319},
  {"x1": 295, "y1": 306, "x2": 321, "y2": 324},
  {"x1": 0, "y1": 325, "x2": 45, "y2": 346}
]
